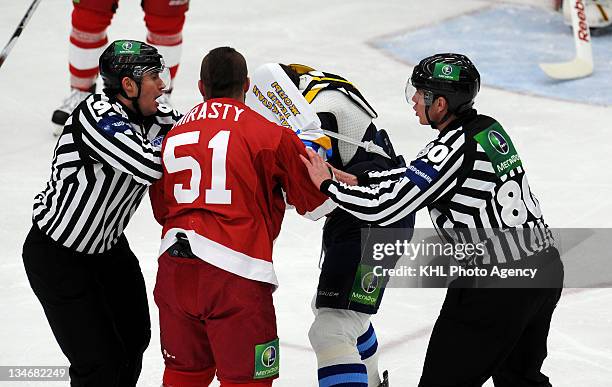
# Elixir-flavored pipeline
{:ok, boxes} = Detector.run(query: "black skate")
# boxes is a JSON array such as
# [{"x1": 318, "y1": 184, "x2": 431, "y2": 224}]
[
  {"x1": 378, "y1": 370, "x2": 389, "y2": 387},
  {"x1": 51, "y1": 86, "x2": 95, "y2": 136}
]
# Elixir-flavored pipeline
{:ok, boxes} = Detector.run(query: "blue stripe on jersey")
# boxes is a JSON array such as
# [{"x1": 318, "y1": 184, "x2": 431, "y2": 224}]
[
  {"x1": 318, "y1": 364, "x2": 368, "y2": 387},
  {"x1": 302, "y1": 140, "x2": 333, "y2": 160},
  {"x1": 405, "y1": 159, "x2": 439, "y2": 190}
]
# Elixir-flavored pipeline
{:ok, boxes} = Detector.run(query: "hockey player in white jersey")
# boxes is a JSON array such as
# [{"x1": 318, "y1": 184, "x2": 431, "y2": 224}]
[{"x1": 279, "y1": 64, "x2": 414, "y2": 387}]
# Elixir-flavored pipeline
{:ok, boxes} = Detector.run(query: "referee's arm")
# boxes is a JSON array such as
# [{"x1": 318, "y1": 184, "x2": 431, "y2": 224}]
[
  {"x1": 318, "y1": 134, "x2": 467, "y2": 226},
  {"x1": 356, "y1": 167, "x2": 408, "y2": 186},
  {"x1": 77, "y1": 101, "x2": 164, "y2": 185}
]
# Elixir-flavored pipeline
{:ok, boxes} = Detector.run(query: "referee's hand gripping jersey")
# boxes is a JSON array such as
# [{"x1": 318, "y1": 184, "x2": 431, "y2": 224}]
[
  {"x1": 281, "y1": 63, "x2": 408, "y2": 387},
  {"x1": 22, "y1": 40, "x2": 181, "y2": 387},
  {"x1": 301, "y1": 53, "x2": 563, "y2": 387},
  {"x1": 311, "y1": 54, "x2": 554, "y2": 264}
]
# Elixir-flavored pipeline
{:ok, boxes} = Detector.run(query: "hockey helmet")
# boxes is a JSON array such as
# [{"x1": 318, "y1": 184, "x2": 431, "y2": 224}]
[
  {"x1": 407, "y1": 53, "x2": 480, "y2": 115},
  {"x1": 99, "y1": 40, "x2": 167, "y2": 96}
]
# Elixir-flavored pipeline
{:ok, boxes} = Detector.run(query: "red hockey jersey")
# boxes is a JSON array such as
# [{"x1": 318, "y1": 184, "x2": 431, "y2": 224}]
[{"x1": 151, "y1": 98, "x2": 335, "y2": 285}]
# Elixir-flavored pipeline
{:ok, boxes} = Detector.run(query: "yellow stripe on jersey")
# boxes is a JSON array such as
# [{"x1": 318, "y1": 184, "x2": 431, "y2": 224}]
[
  {"x1": 305, "y1": 87, "x2": 323, "y2": 103},
  {"x1": 311, "y1": 135, "x2": 332, "y2": 150},
  {"x1": 288, "y1": 63, "x2": 317, "y2": 75}
]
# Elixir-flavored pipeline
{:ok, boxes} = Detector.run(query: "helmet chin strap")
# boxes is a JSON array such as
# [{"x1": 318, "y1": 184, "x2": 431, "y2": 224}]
[
  {"x1": 119, "y1": 79, "x2": 144, "y2": 117},
  {"x1": 425, "y1": 102, "x2": 452, "y2": 130}
]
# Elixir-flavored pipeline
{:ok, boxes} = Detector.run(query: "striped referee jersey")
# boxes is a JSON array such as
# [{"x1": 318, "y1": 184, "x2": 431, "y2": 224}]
[
  {"x1": 32, "y1": 94, "x2": 181, "y2": 254},
  {"x1": 320, "y1": 109, "x2": 554, "y2": 264}
]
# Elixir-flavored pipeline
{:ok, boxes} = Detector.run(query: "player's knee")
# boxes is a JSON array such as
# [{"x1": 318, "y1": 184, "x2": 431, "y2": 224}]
[
  {"x1": 163, "y1": 366, "x2": 215, "y2": 387},
  {"x1": 142, "y1": 0, "x2": 188, "y2": 34},
  {"x1": 142, "y1": 0, "x2": 189, "y2": 16},
  {"x1": 308, "y1": 311, "x2": 354, "y2": 352},
  {"x1": 144, "y1": 13, "x2": 185, "y2": 36},
  {"x1": 309, "y1": 314, "x2": 334, "y2": 352},
  {"x1": 72, "y1": 7, "x2": 113, "y2": 33},
  {"x1": 72, "y1": 1, "x2": 115, "y2": 32}
]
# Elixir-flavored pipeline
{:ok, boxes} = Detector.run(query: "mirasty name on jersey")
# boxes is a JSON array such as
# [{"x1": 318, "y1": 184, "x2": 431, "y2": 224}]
[{"x1": 175, "y1": 101, "x2": 245, "y2": 127}]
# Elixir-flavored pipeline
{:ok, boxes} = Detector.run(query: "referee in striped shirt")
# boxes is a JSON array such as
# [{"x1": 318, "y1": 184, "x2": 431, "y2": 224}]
[
  {"x1": 301, "y1": 54, "x2": 563, "y2": 387},
  {"x1": 22, "y1": 40, "x2": 180, "y2": 386}
]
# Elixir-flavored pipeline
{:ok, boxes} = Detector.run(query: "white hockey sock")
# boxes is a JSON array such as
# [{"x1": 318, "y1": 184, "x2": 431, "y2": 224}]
[{"x1": 357, "y1": 323, "x2": 381, "y2": 386}]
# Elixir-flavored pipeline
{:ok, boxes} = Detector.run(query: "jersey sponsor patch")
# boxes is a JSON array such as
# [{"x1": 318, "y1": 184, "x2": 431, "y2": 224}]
[
  {"x1": 405, "y1": 159, "x2": 440, "y2": 190},
  {"x1": 254, "y1": 338, "x2": 279, "y2": 379},
  {"x1": 473, "y1": 123, "x2": 522, "y2": 177},
  {"x1": 98, "y1": 115, "x2": 133, "y2": 136},
  {"x1": 349, "y1": 264, "x2": 381, "y2": 306},
  {"x1": 433, "y1": 62, "x2": 461, "y2": 81}
]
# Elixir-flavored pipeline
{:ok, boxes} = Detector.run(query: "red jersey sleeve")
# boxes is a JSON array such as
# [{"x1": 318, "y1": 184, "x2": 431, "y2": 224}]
[
  {"x1": 149, "y1": 179, "x2": 167, "y2": 226},
  {"x1": 275, "y1": 128, "x2": 336, "y2": 220}
]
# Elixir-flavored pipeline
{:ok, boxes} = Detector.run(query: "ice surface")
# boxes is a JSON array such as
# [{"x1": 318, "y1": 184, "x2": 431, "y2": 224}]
[
  {"x1": 373, "y1": 4, "x2": 612, "y2": 105},
  {"x1": 0, "y1": 1, "x2": 610, "y2": 386}
]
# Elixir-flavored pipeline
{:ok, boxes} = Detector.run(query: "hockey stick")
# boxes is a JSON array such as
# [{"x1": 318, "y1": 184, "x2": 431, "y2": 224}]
[
  {"x1": 320, "y1": 129, "x2": 391, "y2": 159},
  {"x1": 540, "y1": 0, "x2": 593, "y2": 79},
  {"x1": 0, "y1": 0, "x2": 43, "y2": 69}
]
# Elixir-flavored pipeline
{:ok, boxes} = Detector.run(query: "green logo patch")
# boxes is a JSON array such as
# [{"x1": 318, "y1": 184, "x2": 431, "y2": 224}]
[
  {"x1": 433, "y1": 63, "x2": 461, "y2": 81},
  {"x1": 473, "y1": 123, "x2": 522, "y2": 177},
  {"x1": 254, "y1": 338, "x2": 279, "y2": 379},
  {"x1": 349, "y1": 264, "x2": 381, "y2": 306},
  {"x1": 114, "y1": 41, "x2": 141, "y2": 55}
]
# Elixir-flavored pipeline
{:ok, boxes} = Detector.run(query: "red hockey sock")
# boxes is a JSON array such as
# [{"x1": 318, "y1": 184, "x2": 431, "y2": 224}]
[
  {"x1": 69, "y1": 7, "x2": 113, "y2": 90},
  {"x1": 144, "y1": 13, "x2": 185, "y2": 84}
]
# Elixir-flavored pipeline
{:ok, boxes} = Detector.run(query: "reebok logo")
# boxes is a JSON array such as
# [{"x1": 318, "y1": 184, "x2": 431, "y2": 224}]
[{"x1": 575, "y1": 0, "x2": 591, "y2": 43}]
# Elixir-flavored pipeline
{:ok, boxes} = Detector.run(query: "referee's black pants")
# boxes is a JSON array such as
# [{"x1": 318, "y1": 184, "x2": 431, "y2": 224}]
[
  {"x1": 418, "y1": 251, "x2": 563, "y2": 387},
  {"x1": 22, "y1": 225, "x2": 151, "y2": 387}
]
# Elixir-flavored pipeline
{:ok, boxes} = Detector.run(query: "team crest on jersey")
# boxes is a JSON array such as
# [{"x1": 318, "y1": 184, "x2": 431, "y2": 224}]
[
  {"x1": 151, "y1": 136, "x2": 164, "y2": 147},
  {"x1": 98, "y1": 115, "x2": 133, "y2": 136}
]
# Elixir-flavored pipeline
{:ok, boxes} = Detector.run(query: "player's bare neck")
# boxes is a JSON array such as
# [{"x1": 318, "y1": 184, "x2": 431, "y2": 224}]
[{"x1": 204, "y1": 93, "x2": 245, "y2": 103}]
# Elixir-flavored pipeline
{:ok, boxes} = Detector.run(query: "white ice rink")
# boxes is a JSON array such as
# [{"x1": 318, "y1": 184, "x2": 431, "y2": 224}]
[{"x1": 1, "y1": 0, "x2": 611, "y2": 386}]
